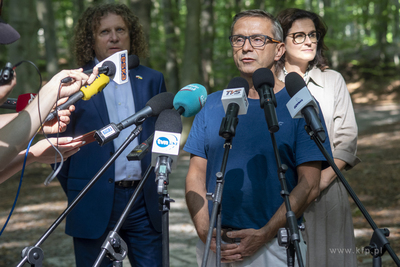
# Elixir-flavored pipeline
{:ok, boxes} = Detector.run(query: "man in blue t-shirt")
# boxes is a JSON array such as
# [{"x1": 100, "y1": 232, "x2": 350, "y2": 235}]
[{"x1": 184, "y1": 10, "x2": 332, "y2": 267}]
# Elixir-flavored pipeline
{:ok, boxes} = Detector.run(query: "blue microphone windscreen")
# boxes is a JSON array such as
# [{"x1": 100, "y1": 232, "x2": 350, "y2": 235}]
[
  {"x1": 147, "y1": 92, "x2": 174, "y2": 116},
  {"x1": 173, "y1": 83, "x2": 207, "y2": 117},
  {"x1": 155, "y1": 109, "x2": 182, "y2": 133},
  {"x1": 252, "y1": 68, "x2": 275, "y2": 89},
  {"x1": 285, "y1": 72, "x2": 306, "y2": 98},
  {"x1": 128, "y1": 55, "x2": 140, "y2": 69},
  {"x1": 227, "y1": 77, "x2": 249, "y2": 96}
]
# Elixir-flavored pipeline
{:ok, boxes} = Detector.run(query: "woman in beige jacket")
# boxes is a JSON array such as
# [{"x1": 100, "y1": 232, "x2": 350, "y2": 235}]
[{"x1": 276, "y1": 8, "x2": 360, "y2": 267}]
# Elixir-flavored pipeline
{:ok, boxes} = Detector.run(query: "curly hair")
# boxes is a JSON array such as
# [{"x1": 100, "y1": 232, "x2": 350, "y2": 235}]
[
  {"x1": 276, "y1": 8, "x2": 329, "y2": 72},
  {"x1": 73, "y1": 3, "x2": 148, "y2": 66}
]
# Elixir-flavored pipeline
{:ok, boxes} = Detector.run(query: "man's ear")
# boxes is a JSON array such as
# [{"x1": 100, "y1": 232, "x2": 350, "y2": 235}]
[{"x1": 274, "y1": 42, "x2": 285, "y2": 61}]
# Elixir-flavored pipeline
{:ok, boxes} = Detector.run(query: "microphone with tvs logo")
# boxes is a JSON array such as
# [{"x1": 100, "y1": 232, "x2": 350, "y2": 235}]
[
  {"x1": 252, "y1": 68, "x2": 279, "y2": 133},
  {"x1": 127, "y1": 83, "x2": 207, "y2": 161},
  {"x1": 285, "y1": 72, "x2": 326, "y2": 142},
  {"x1": 151, "y1": 109, "x2": 182, "y2": 194},
  {"x1": 95, "y1": 92, "x2": 174, "y2": 146},
  {"x1": 219, "y1": 77, "x2": 249, "y2": 139}
]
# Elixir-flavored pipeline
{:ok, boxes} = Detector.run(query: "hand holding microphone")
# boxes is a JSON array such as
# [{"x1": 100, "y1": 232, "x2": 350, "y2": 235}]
[
  {"x1": 285, "y1": 72, "x2": 326, "y2": 142},
  {"x1": 45, "y1": 55, "x2": 140, "y2": 123}
]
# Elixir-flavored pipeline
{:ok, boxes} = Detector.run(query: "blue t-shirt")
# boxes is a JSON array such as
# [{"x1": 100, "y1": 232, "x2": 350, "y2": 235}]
[{"x1": 184, "y1": 87, "x2": 332, "y2": 230}]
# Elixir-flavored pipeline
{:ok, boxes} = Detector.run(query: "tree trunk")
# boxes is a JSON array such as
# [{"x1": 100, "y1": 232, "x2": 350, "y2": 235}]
[
  {"x1": 130, "y1": 0, "x2": 152, "y2": 67},
  {"x1": 72, "y1": 0, "x2": 85, "y2": 28},
  {"x1": 162, "y1": 0, "x2": 180, "y2": 93},
  {"x1": 375, "y1": 0, "x2": 389, "y2": 63},
  {"x1": 394, "y1": 0, "x2": 400, "y2": 43},
  {"x1": 254, "y1": 0, "x2": 265, "y2": 10},
  {"x1": 181, "y1": 0, "x2": 202, "y2": 88},
  {"x1": 8, "y1": 0, "x2": 40, "y2": 94},
  {"x1": 201, "y1": 0, "x2": 215, "y2": 91},
  {"x1": 37, "y1": 0, "x2": 58, "y2": 79}
]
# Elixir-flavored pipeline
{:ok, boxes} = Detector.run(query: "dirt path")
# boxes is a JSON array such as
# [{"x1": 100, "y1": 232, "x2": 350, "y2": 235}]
[{"x1": 0, "y1": 103, "x2": 400, "y2": 266}]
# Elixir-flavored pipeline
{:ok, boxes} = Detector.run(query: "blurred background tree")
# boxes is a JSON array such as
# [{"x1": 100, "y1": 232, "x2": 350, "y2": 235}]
[{"x1": 0, "y1": 0, "x2": 399, "y2": 103}]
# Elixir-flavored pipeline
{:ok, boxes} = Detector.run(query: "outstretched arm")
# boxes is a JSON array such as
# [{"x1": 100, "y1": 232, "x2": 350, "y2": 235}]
[
  {"x1": 0, "y1": 137, "x2": 84, "y2": 184},
  {"x1": 0, "y1": 68, "x2": 97, "y2": 171}
]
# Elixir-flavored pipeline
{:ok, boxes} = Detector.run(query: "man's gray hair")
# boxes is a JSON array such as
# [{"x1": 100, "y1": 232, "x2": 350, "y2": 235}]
[{"x1": 230, "y1": 9, "x2": 283, "y2": 42}]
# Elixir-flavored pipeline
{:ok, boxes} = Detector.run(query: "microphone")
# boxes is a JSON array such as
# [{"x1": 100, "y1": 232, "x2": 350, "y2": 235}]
[
  {"x1": 151, "y1": 109, "x2": 182, "y2": 194},
  {"x1": 0, "y1": 62, "x2": 14, "y2": 86},
  {"x1": 61, "y1": 53, "x2": 140, "y2": 84},
  {"x1": 128, "y1": 83, "x2": 208, "y2": 161},
  {"x1": 44, "y1": 74, "x2": 110, "y2": 122},
  {"x1": 173, "y1": 83, "x2": 207, "y2": 117},
  {"x1": 126, "y1": 134, "x2": 154, "y2": 161},
  {"x1": 0, "y1": 93, "x2": 37, "y2": 112},
  {"x1": 219, "y1": 77, "x2": 249, "y2": 139},
  {"x1": 252, "y1": 68, "x2": 279, "y2": 133},
  {"x1": 285, "y1": 72, "x2": 326, "y2": 142},
  {"x1": 94, "y1": 92, "x2": 174, "y2": 146},
  {"x1": 45, "y1": 54, "x2": 140, "y2": 122},
  {"x1": 60, "y1": 61, "x2": 116, "y2": 84}
]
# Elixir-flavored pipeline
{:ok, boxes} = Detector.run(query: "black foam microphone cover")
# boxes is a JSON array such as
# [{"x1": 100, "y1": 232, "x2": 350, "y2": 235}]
[
  {"x1": 227, "y1": 77, "x2": 250, "y2": 96},
  {"x1": 147, "y1": 92, "x2": 175, "y2": 116},
  {"x1": 155, "y1": 109, "x2": 182, "y2": 133},
  {"x1": 285, "y1": 72, "x2": 306, "y2": 97},
  {"x1": 101, "y1": 61, "x2": 117, "y2": 76},
  {"x1": 252, "y1": 68, "x2": 275, "y2": 91},
  {"x1": 128, "y1": 55, "x2": 140, "y2": 69}
]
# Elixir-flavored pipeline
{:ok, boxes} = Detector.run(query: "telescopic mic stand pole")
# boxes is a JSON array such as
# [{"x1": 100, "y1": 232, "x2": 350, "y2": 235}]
[
  {"x1": 305, "y1": 126, "x2": 400, "y2": 267},
  {"x1": 16, "y1": 126, "x2": 143, "y2": 267},
  {"x1": 269, "y1": 131, "x2": 304, "y2": 267},
  {"x1": 155, "y1": 156, "x2": 175, "y2": 267},
  {"x1": 93, "y1": 165, "x2": 154, "y2": 267},
  {"x1": 202, "y1": 103, "x2": 239, "y2": 267},
  {"x1": 201, "y1": 139, "x2": 232, "y2": 267}
]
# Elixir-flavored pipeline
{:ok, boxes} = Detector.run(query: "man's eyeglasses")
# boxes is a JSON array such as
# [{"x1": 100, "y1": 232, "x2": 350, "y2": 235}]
[
  {"x1": 229, "y1": 34, "x2": 280, "y2": 48},
  {"x1": 287, "y1": 31, "x2": 320, "y2": 44}
]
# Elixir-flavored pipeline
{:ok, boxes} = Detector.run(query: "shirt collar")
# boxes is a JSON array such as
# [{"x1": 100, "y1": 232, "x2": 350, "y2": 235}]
[{"x1": 306, "y1": 66, "x2": 324, "y2": 88}]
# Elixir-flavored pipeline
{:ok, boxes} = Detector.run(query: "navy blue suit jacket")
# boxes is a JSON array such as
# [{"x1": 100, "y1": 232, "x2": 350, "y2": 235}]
[{"x1": 56, "y1": 62, "x2": 166, "y2": 239}]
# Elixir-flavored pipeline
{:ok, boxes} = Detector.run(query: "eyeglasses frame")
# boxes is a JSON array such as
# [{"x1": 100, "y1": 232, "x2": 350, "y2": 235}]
[
  {"x1": 229, "y1": 34, "x2": 281, "y2": 48},
  {"x1": 286, "y1": 31, "x2": 321, "y2": 45}
]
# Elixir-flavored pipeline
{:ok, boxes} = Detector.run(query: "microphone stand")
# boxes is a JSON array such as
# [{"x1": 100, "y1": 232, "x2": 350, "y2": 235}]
[
  {"x1": 155, "y1": 156, "x2": 175, "y2": 267},
  {"x1": 201, "y1": 105, "x2": 238, "y2": 267},
  {"x1": 257, "y1": 84, "x2": 303, "y2": 267},
  {"x1": 16, "y1": 125, "x2": 143, "y2": 267},
  {"x1": 202, "y1": 139, "x2": 231, "y2": 267},
  {"x1": 93, "y1": 165, "x2": 154, "y2": 267},
  {"x1": 269, "y1": 131, "x2": 304, "y2": 267},
  {"x1": 304, "y1": 125, "x2": 400, "y2": 267}
]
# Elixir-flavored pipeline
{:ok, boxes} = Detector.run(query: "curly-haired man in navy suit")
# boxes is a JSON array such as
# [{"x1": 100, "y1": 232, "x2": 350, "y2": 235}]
[{"x1": 56, "y1": 3, "x2": 166, "y2": 267}]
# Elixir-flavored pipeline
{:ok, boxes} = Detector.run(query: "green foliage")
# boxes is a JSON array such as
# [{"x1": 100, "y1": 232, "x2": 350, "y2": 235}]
[{"x1": 2, "y1": 0, "x2": 399, "y2": 96}]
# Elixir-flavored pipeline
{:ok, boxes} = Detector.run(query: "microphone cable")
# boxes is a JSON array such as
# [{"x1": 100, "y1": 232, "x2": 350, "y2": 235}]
[{"x1": 0, "y1": 60, "x2": 45, "y2": 236}]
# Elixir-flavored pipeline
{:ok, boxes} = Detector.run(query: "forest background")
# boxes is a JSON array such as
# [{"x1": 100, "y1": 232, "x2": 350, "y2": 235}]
[
  {"x1": 1, "y1": 0, "x2": 400, "y2": 266},
  {"x1": 0, "y1": 0, "x2": 399, "y2": 103}
]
